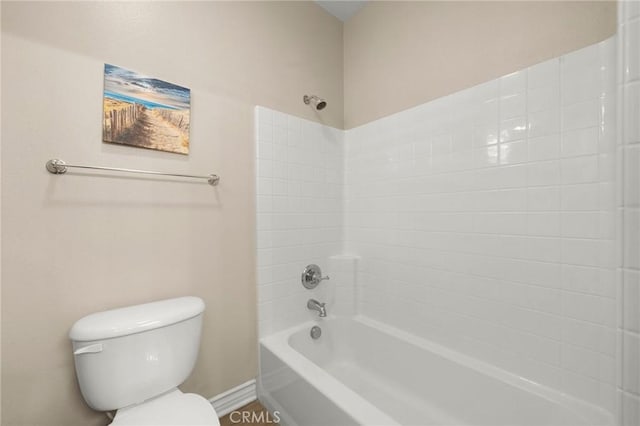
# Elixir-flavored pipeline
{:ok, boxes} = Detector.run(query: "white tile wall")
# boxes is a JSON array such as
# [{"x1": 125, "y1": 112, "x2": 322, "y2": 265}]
[
  {"x1": 326, "y1": 254, "x2": 359, "y2": 316},
  {"x1": 255, "y1": 106, "x2": 345, "y2": 336},
  {"x1": 618, "y1": 2, "x2": 640, "y2": 425},
  {"x1": 344, "y1": 38, "x2": 618, "y2": 411}
]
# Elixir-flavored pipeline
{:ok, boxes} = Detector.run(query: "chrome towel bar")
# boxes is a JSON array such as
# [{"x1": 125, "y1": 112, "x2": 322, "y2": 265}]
[{"x1": 45, "y1": 158, "x2": 220, "y2": 186}]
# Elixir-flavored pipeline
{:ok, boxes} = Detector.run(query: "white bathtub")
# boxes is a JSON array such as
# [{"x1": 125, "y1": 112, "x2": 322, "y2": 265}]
[{"x1": 258, "y1": 316, "x2": 613, "y2": 426}]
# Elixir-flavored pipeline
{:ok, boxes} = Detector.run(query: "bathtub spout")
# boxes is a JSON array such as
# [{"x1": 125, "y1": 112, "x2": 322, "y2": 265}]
[{"x1": 307, "y1": 299, "x2": 327, "y2": 317}]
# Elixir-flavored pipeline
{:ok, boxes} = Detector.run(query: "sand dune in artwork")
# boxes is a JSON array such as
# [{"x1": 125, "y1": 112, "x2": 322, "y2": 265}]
[{"x1": 103, "y1": 98, "x2": 189, "y2": 154}]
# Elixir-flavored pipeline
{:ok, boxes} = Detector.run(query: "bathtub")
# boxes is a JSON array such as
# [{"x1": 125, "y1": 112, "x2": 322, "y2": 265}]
[{"x1": 258, "y1": 316, "x2": 613, "y2": 426}]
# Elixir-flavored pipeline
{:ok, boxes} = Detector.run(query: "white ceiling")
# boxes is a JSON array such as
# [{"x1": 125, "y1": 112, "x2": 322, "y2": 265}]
[{"x1": 315, "y1": 1, "x2": 367, "y2": 22}]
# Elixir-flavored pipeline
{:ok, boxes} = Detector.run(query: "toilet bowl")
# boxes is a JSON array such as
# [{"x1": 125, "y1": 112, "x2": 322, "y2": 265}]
[{"x1": 69, "y1": 297, "x2": 219, "y2": 426}]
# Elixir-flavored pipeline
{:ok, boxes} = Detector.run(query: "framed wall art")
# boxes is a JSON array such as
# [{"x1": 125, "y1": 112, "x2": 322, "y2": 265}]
[{"x1": 102, "y1": 64, "x2": 191, "y2": 155}]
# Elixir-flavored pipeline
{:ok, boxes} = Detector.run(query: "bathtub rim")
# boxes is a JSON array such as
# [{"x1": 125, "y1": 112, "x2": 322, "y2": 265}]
[
  {"x1": 260, "y1": 314, "x2": 614, "y2": 426},
  {"x1": 354, "y1": 315, "x2": 614, "y2": 425}
]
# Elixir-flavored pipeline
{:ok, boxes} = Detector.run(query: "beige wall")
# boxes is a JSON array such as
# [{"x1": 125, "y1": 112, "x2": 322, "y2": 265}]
[
  {"x1": 344, "y1": 1, "x2": 617, "y2": 128},
  {"x1": 0, "y1": 2, "x2": 342, "y2": 425}
]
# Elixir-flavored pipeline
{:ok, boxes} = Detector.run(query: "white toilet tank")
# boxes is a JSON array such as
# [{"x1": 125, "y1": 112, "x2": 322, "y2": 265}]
[{"x1": 69, "y1": 297, "x2": 205, "y2": 411}]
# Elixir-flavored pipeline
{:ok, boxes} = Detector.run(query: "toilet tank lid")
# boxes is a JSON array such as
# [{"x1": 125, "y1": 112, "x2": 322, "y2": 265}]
[{"x1": 69, "y1": 296, "x2": 205, "y2": 342}]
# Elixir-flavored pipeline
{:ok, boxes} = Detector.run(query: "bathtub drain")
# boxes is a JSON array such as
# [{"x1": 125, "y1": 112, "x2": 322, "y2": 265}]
[{"x1": 310, "y1": 325, "x2": 322, "y2": 339}]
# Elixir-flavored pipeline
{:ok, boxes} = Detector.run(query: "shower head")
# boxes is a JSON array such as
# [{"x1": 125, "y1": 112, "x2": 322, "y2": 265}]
[{"x1": 303, "y1": 95, "x2": 327, "y2": 111}]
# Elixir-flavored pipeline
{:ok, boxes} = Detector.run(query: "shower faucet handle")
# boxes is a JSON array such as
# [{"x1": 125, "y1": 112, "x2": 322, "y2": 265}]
[{"x1": 301, "y1": 264, "x2": 329, "y2": 289}]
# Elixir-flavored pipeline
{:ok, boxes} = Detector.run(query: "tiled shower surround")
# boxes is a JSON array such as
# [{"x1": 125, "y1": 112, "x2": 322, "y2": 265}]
[
  {"x1": 255, "y1": 107, "x2": 345, "y2": 336},
  {"x1": 345, "y1": 38, "x2": 617, "y2": 411},
  {"x1": 257, "y1": 33, "x2": 639, "y2": 418}
]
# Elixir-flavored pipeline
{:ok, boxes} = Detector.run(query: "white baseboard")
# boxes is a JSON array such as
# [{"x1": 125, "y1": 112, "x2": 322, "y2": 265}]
[{"x1": 209, "y1": 379, "x2": 257, "y2": 417}]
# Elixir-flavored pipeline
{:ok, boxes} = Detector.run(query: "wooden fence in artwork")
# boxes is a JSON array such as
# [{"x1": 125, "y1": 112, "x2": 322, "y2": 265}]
[{"x1": 103, "y1": 102, "x2": 144, "y2": 141}]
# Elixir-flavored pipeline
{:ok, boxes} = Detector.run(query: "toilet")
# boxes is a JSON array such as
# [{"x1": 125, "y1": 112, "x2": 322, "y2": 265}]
[{"x1": 69, "y1": 296, "x2": 220, "y2": 425}]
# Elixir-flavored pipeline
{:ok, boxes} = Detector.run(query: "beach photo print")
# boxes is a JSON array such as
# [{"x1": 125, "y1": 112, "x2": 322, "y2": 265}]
[{"x1": 102, "y1": 64, "x2": 191, "y2": 154}]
